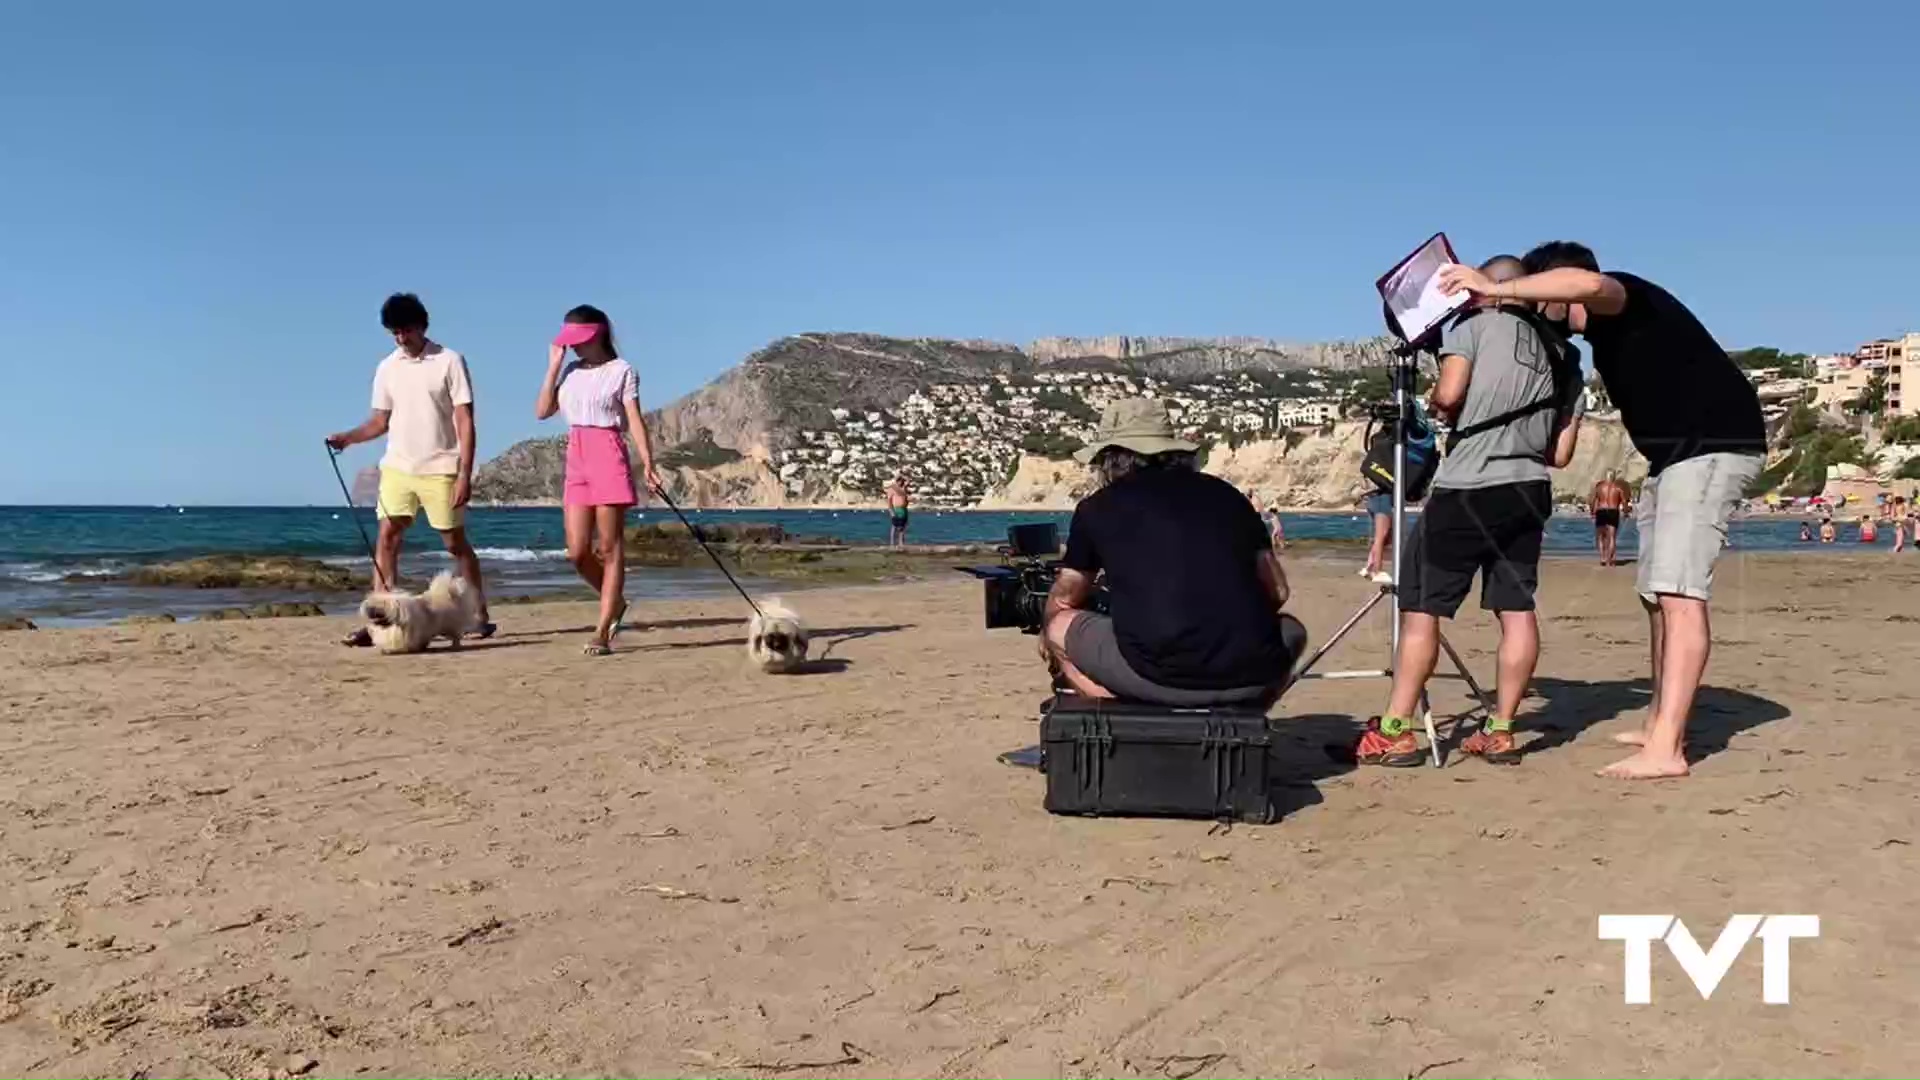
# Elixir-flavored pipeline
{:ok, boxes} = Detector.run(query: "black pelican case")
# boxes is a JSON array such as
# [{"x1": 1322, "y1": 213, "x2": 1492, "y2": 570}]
[{"x1": 1039, "y1": 694, "x2": 1276, "y2": 824}]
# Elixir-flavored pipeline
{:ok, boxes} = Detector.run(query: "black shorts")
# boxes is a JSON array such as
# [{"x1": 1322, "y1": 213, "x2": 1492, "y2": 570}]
[
  {"x1": 1399, "y1": 481, "x2": 1552, "y2": 617},
  {"x1": 1594, "y1": 508, "x2": 1621, "y2": 529}
]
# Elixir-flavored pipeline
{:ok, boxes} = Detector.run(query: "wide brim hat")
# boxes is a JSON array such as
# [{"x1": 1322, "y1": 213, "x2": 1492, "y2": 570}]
[{"x1": 1074, "y1": 398, "x2": 1199, "y2": 463}]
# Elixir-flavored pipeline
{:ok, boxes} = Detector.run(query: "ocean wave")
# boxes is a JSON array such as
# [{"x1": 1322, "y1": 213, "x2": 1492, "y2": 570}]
[
  {"x1": 2, "y1": 560, "x2": 126, "y2": 584},
  {"x1": 321, "y1": 548, "x2": 568, "y2": 567}
]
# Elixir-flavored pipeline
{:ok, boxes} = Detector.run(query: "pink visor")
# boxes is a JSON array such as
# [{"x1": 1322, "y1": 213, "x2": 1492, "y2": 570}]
[{"x1": 553, "y1": 322, "x2": 601, "y2": 348}]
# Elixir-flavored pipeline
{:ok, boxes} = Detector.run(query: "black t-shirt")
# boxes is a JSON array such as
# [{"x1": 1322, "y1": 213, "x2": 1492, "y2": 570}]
[
  {"x1": 1061, "y1": 468, "x2": 1288, "y2": 690},
  {"x1": 1583, "y1": 272, "x2": 1766, "y2": 474}
]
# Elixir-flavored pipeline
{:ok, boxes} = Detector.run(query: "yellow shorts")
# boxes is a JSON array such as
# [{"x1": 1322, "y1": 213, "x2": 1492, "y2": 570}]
[{"x1": 375, "y1": 469, "x2": 465, "y2": 531}]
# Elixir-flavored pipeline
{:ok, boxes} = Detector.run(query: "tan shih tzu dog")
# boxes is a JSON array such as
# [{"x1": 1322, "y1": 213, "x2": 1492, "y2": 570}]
[
  {"x1": 357, "y1": 571, "x2": 483, "y2": 654},
  {"x1": 746, "y1": 597, "x2": 809, "y2": 673}
]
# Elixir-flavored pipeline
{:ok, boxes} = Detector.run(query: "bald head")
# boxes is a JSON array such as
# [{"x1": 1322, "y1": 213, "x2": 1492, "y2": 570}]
[{"x1": 1480, "y1": 255, "x2": 1527, "y2": 282}]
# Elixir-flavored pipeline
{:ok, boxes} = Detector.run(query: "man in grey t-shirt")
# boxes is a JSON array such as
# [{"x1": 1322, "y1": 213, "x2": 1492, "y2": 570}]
[{"x1": 1356, "y1": 255, "x2": 1584, "y2": 769}]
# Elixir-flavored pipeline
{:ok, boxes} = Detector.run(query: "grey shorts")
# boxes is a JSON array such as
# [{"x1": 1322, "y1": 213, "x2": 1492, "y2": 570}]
[
  {"x1": 1635, "y1": 452, "x2": 1763, "y2": 603},
  {"x1": 1062, "y1": 611, "x2": 1307, "y2": 707}
]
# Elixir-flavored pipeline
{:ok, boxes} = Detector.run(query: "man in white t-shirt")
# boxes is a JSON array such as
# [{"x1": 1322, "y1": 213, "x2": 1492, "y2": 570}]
[{"x1": 327, "y1": 292, "x2": 493, "y2": 645}]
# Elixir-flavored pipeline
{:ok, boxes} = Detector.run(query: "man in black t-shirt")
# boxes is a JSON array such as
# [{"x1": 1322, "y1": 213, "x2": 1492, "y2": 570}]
[
  {"x1": 1040, "y1": 398, "x2": 1307, "y2": 706},
  {"x1": 1438, "y1": 242, "x2": 1766, "y2": 781}
]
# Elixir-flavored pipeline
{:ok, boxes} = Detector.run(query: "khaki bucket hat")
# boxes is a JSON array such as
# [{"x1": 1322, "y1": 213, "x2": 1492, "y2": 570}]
[{"x1": 1074, "y1": 398, "x2": 1199, "y2": 463}]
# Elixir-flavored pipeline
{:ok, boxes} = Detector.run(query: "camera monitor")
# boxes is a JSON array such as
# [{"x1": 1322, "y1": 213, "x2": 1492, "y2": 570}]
[{"x1": 1006, "y1": 522, "x2": 1059, "y2": 559}]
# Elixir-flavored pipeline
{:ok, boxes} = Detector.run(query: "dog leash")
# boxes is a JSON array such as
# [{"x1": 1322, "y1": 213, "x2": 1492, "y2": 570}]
[
  {"x1": 326, "y1": 443, "x2": 390, "y2": 592},
  {"x1": 652, "y1": 487, "x2": 765, "y2": 619}
]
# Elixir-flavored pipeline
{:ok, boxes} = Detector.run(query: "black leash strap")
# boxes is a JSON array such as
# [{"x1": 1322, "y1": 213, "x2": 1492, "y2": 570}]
[
  {"x1": 652, "y1": 487, "x2": 764, "y2": 619},
  {"x1": 325, "y1": 444, "x2": 389, "y2": 592}
]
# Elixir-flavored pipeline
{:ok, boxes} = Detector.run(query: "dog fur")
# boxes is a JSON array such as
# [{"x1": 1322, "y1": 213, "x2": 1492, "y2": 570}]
[
  {"x1": 358, "y1": 571, "x2": 483, "y2": 654},
  {"x1": 746, "y1": 597, "x2": 809, "y2": 673}
]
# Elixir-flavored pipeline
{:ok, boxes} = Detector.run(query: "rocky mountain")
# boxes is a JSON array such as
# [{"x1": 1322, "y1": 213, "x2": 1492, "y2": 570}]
[
  {"x1": 979, "y1": 416, "x2": 1647, "y2": 512},
  {"x1": 474, "y1": 330, "x2": 1399, "y2": 504}
]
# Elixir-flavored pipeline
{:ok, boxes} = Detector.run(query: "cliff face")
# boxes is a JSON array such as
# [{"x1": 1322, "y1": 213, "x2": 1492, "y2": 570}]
[
  {"x1": 1026, "y1": 335, "x2": 1397, "y2": 378},
  {"x1": 978, "y1": 416, "x2": 1648, "y2": 511},
  {"x1": 475, "y1": 330, "x2": 1402, "y2": 504}
]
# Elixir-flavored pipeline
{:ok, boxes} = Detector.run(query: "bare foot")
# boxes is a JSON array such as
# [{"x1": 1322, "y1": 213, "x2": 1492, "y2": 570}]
[
  {"x1": 1597, "y1": 751, "x2": 1689, "y2": 780},
  {"x1": 1612, "y1": 730, "x2": 1647, "y2": 746}
]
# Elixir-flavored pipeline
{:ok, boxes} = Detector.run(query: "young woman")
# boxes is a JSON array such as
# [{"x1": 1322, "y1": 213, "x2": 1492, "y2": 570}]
[{"x1": 535, "y1": 305, "x2": 662, "y2": 655}]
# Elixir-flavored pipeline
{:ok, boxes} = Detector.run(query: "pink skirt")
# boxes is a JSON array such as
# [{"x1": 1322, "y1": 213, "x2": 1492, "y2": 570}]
[{"x1": 564, "y1": 425, "x2": 637, "y2": 508}]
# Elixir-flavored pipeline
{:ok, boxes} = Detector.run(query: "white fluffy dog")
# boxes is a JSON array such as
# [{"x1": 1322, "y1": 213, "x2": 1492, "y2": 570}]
[
  {"x1": 746, "y1": 597, "x2": 809, "y2": 673},
  {"x1": 358, "y1": 571, "x2": 482, "y2": 654}
]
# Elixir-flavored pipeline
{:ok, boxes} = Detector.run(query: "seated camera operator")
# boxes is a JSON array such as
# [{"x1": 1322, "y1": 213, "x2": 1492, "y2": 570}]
[
  {"x1": 1040, "y1": 399, "x2": 1308, "y2": 706},
  {"x1": 1356, "y1": 255, "x2": 1584, "y2": 767}
]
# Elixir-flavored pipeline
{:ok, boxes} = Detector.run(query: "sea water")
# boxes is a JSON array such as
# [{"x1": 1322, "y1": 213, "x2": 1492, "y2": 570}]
[{"x1": 0, "y1": 504, "x2": 1865, "y2": 625}]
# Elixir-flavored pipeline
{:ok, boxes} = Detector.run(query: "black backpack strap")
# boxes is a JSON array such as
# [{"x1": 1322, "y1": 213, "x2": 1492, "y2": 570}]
[{"x1": 1439, "y1": 304, "x2": 1581, "y2": 461}]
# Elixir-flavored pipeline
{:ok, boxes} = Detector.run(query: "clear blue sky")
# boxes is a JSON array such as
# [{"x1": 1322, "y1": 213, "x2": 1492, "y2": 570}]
[{"x1": 2, "y1": 2, "x2": 1913, "y2": 505}]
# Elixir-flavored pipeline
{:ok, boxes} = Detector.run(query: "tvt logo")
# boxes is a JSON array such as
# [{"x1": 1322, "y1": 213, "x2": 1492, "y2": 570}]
[{"x1": 1598, "y1": 915, "x2": 1820, "y2": 1004}]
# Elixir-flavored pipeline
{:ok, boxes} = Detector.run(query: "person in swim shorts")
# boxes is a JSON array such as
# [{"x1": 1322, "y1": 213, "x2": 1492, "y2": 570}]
[
  {"x1": 535, "y1": 304, "x2": 663, "y2": 656},
  {"x1": 886, "y1": 474, "x2": 911, "y2": 547},
  {"x1": 327, "y1": 292, "x2": 494, "y2": 646},
  {"x1": 1591, "y1": 470, "x2": 1630, "y2": 566}
]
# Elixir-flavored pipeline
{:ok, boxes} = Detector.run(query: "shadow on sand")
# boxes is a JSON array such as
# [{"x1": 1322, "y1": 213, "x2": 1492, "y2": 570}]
[
  {"x1": 1519, "y1": 676, "x2": 1791, "y2": 763},
  {"x1": 627, "y1": 624, "x2": 915, "y2": 656}
]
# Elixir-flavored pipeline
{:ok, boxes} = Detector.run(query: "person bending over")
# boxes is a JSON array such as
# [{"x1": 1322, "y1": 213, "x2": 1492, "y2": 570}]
[
  {"x1": 327, "y1": 292, "x2": 493, "y2": 645},
  {"x1": 1357, "y1": 255, "x2": 1584, "y2": 766},
  {"x1": 1040, "y1": 399, "x2": 1308, "y2": 706},
  {"x1": 1439, "y1": 242, "x2": 1766, "y2": 780}
]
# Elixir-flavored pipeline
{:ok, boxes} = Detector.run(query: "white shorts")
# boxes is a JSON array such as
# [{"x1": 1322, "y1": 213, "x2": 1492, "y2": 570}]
[{"x1": 1635, "y1": 452, "x2": 1763, "y2": 603}]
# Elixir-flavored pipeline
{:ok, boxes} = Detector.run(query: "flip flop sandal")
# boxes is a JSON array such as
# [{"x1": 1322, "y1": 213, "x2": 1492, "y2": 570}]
[
  {"x1": 610, "y1": 599, "x2": 629, "y2": 640},
  {"x1": 467, "y1": 621, "x2": 497, "y2": 641},
  {"x1": 583, "y1": 640, "x2": 612, "y2": 657},
  {"x1": 341, "y1": 627, "x2": 373, "y2": 648}
]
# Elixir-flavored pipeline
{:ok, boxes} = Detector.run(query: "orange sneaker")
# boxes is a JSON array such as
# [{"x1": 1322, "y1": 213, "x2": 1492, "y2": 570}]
[
  {"x1": 1461, "y1": 726, "x2": 1520, "y2": 765},
  {"x1": 1355, "y1": 717, "x2": 1424, "y2": 767}
]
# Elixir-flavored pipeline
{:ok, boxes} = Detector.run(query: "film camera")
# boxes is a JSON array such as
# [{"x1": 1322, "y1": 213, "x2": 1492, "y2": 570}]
[{"x1": 956, "y1": 522, "x2": 1108, "y2": 634}]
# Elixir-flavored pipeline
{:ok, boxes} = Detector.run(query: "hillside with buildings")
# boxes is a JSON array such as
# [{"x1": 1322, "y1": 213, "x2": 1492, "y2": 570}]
[
  {"x1": 476, "y1": 332, "x2": 1401, "y2": 506},
  {"x1": 474, "y1": 327, "x2": 1920, "y2": 510}
]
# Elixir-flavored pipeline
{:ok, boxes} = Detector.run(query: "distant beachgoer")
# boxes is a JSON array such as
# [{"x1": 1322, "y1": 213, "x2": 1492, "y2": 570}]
[
  {"x1": 1819, "y1": 518, "x2": 1837, "y2": 544},
  {"x1": 1859, "y1": 515, "x2": 1878, "y2": 544},
  {"x1": 886, "y1": 475, "x2": 911, "y2": 547},
  {"x1": 327, "y1": 292, "x2": 493, "y2": 647},
  {"x1": 1591, "y1": 470, "x2": 1631, "y2": 566},
  {"x1": 1360, "y1": 491, "x2": 1394, "y2": 584},
  {"x1": 535, "y1": 304, "x2": 662, "y2": 656},
  {"x1": 1893, "y1": 497, "x2": 1909, "y2": 553},
  {"x1": 1265, "y1": 507, "x2": 1286, "y2": 552},
  {"x1": 1798, "y1": 522, "x2": 1813, "y2": 543}
]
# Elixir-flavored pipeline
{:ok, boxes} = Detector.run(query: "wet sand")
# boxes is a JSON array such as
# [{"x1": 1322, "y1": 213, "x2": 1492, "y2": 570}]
[{"x1": 2, "y1": 551, "x2": 1917, "y2": 1077}]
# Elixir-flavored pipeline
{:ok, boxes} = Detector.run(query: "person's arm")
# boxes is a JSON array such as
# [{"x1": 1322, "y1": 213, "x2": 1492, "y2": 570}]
[
  {"x1": 451, "y1": 403, "x2": 476, "y2": 507},
  {"x1": 1436, "y1": 264, "x2": 1628, "y2": 317},
  {"x1": 326, "y1": 410, "x2": 390, "y2": 450},
  {"x1": 1428, "y1": 353, "x2": 1472, "y2": 422},
  {"x1": 622, "y1": 395, "x2": 662, "y2": 494},
  {"x1": 447, "y1": 354, "x2": 477, "y2": 508},
  {"x1": 1044, "y1": 567, "x2": 1098, "y2": 624},
  {"x1": 1550, "y1": 413, "x2": 1582, "y2": 468},
  {"x1": 536, "y1": 345, "x2": 567, "y2": 420},
  {"x1": 1256, "y1": 549, "x2": 1291, "y2": 610}
]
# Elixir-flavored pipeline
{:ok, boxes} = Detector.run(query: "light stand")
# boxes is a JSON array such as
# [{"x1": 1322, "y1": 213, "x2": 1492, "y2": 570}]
[{"x1": 1283, "y1": 346, "x2": 1496, "y2": 765}]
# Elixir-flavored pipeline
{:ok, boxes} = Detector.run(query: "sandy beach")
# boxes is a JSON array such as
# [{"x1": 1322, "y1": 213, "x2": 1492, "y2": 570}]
[{"x1": 3, "y1": 551, "x2": 1917, "y2": 1077}]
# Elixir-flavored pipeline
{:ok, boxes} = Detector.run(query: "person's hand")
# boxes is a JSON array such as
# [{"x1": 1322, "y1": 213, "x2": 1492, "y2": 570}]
[
  {"x1": 643, "y1": 465, "x2": 664, "y2": 494},
  {"x1": 452, "y1": 475, "x2": 472, "y2": 509},
  {"x1": 1436, "y1": 262, "x2": 1496, "y2": 298},
  {"x1": 325, "y1": 432, "x2": 352, "y2": 452},
  {"x1": 548, "y1": 343, "x2": 567, "y2": 369}
]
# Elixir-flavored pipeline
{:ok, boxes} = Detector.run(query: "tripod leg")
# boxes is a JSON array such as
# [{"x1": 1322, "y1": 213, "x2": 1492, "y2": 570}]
[
  {"x1": 1286, "y1": 588, "x2": 1387, "y2": 684},
  {"x1": 1436, "y1": 630, "x2": 1497, "y2": 720},
  {"x1": 1418, "y1": 689, "x2": 1441, "y2": 767}
]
